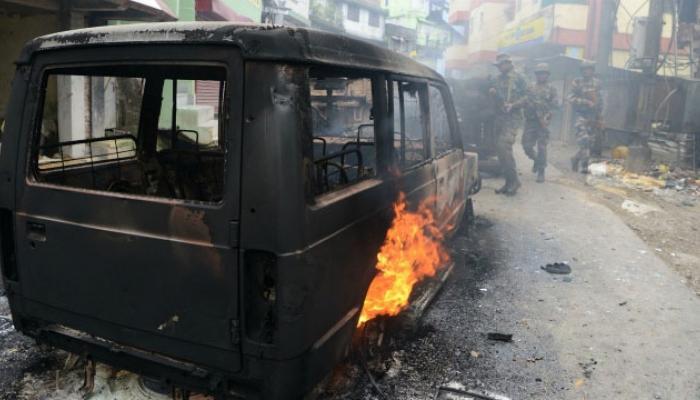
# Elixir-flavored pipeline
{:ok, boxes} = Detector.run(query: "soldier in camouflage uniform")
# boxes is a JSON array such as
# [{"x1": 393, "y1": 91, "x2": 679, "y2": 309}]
[
  {"x1": 569, "y1": 60, "x2": 603, "y2": 173},
  {"x1": 522, "y1": 63, "x2": 558, "y2": 183},
  {"x1": 489, "y1": 53, "x2": 528, "y2": 196}
]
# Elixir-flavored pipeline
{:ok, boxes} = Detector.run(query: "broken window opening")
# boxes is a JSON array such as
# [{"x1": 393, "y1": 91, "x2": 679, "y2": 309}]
[
  {"x1": 33, "y1": 64, "x2": 227, "y2": 203},
  {"x1": 392, "y1": 80, "x2": 428, "y2": 169},
  {"x1": 429, "y1": 85, "x2": 457, "y2": 156},
  {"x1": 309, "y1": 69, "x2": 376, "y2": 195}
]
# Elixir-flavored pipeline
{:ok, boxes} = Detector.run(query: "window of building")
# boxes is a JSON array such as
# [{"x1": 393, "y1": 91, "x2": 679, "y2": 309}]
[
  {"x1": 369, "y1": 11, "x2": 380, "y2": 27},
  {"x1": 392, "y1": 80, "x2": 427, "y2": 169},
  {"x1": 33, "y1": 65, "x2": 226, "y2": 203},
  {"x1": 429, "y1": 85, "x2": 456, "y2": 156},
  {"x1": 347, "y1": 4, "x2": 360, "y2": 22},
  {"x1": 309, "y1": 69, "x2": 376, "y2": 195}
]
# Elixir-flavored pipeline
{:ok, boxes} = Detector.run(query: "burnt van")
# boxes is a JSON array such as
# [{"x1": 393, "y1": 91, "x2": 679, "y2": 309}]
[{"x1": 0, "y1": 23, "x2": 478, "y2": 399}]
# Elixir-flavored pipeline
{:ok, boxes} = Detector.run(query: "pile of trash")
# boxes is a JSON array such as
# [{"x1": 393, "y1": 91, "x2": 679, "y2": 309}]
[{"x1": 586, "y1": 160, "x2": 699, "y2": 199}]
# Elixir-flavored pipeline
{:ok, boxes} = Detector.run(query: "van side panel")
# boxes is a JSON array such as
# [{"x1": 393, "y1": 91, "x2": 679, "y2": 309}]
[{"x1": 240, "y1": 62, "x2": 394, "y2": 399}]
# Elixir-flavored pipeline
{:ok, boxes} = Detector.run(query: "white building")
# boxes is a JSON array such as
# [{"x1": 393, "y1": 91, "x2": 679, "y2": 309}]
[{"x1": 338, "y1": 0, "x2": 386, "y2": 43}]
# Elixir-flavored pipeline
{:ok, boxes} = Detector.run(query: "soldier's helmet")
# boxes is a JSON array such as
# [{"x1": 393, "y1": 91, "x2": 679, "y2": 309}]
[
  {"x1": 493, "y1": 53, "x2": 512, "y2": 66},
  {"x1": 534, "y1": 63, "x2": 550, "y2": 74},
  {"x1": 580, "y1": 60, "x2": 596, "y2": 71}
]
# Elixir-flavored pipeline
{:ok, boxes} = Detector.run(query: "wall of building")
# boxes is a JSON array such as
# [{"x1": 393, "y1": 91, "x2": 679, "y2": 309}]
[
  {"x1": 234, "y1": 0, "x2": 263, "y2": 20},
  {"x1": 467, "y1": 2, "x2": 508, "y2": 53},
  {"x1": 342, "y1": 3, "x2": 385, "y2": 41},
  {"x1": 286, "y1": 0, "x2": 311, "y2": 24},
  {"x1": 386, "y1": 0, "x2": 429, "y2": 19},
  {"x1": 551, "y1": 3, "x2": 588, "y2": 30},
  {"x1": 0, "y1": 13, "x2": 60, "y2": 118}
]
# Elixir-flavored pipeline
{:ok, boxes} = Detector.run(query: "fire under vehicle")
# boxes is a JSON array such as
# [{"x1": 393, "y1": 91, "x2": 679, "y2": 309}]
[{"x1": 0, "y1": 22, "x2": 478, "y2": 399}]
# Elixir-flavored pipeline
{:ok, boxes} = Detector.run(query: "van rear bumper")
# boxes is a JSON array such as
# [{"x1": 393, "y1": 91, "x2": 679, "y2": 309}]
[
  {"x1": 14, "y1": 301, "x2": 358, "y2": 399},
  {"x1": 33, "y1": 324, "x2": 259, "y2": 396}
]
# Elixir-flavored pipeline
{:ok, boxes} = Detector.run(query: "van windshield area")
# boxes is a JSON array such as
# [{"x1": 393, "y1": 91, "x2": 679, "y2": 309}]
[
  {"x1": 309, "y1": 70, "x2": 376, "y2": 195},
  {"x1": 34, "y1": 65, "x2": 227, "y2": 203}
]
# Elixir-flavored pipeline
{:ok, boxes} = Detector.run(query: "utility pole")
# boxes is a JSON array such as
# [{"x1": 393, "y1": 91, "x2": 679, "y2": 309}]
[
  {"x1": 595, "y1": 0, "x2": 617, "y2": 73},
  {"x1": 628, "y1": 0, "x2": 666, "y2": 173},
  {"x1": 644, "y1": 0, "x2": 665, "y2": 75}
]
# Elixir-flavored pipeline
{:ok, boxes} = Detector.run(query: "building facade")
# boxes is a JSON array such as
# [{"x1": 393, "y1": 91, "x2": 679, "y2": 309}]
[
  {"x1": 445, "y1": 0, "x2": 680, "y2": 78},
  {"x1": 0, "y1": 0, "x2": 175, "y2": 128},
  {"x1": 262, "y1": 0, "x2": 311, "y2": 26},
  {"x1": 385, "y1": 0, "x2": 455, "y2": 72},
  {"x1": 339, "y1": 0, "x2": 387, "y2": 43}
]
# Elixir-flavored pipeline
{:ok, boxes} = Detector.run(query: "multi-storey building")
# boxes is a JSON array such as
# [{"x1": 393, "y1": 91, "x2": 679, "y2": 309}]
[
  {"x1": 445, "y1": 0, "x2": 510, "y2": 77},
  {"x1": 385, "y1": 0, "x2": 456, "y2": 71},
  {"x1": 445, "y1": 0, "x2": 679, "y2": 78},
  {"x1": 262, "y1": 0, "x2": 311, "y2": 26},
  {"x1": 309, "y1": 0, "x2": 386, "y2": 43},
  {"x1": 168, "y1": 0, "x2": 261, "y2": 22},
  {"x1": 0, "y1": 0, "x2": 176, "y2": 131}
]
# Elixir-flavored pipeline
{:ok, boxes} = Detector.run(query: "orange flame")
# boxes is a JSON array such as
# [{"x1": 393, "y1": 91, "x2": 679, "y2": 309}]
[{"x1": 358, "y1": 192, "x2": 450, "y2": 326}]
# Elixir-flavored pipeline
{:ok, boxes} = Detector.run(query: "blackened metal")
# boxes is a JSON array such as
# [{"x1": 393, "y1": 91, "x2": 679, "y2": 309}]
[
  {"x1": 2, "y1": 28, "x2": 478, "y2": 400},
  {"x1": 0, "y1": 209, "x2": 17, "y2": 281},
  {"x1": 487, "y1": 332, "x2": 513, "y2": 342}
]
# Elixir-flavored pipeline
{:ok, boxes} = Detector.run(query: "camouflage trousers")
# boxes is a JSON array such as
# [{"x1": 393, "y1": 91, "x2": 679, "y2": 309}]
[
  {"x1": 494, "y1": 115, "x2": 523, "y2": 187},
  {"x1": 572, "y1": 115, "x2": 601, "y2": 168},
  {"x1": 522, "y1": 119, "x2": 549, "y2": 172}
]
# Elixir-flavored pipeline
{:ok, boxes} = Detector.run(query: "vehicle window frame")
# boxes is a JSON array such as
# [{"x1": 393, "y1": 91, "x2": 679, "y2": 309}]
[
  {"x1": 428, "y1": 82, "x2": 461, "y2": 158},
  {"x1": 387, "y1": 74, "x2": 431, "y2": 171},
  {"x1": 26, "y1": 59, "x2": 232, "y2": 208},
  {"x1": 306, "y1": 66, "x2": 386, "y2": 199}
]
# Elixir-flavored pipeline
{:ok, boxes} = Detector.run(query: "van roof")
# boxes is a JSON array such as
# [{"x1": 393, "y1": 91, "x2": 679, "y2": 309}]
[{"x1": 18, "y1": 22, "x2": 443, "y2": 82}]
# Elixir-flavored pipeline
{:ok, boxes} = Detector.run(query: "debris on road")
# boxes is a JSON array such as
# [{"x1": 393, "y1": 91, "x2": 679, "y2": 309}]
[
  {"x1": 621, "y1": 199, "x2": 662, "y2": 216},
  {"x1": 435, "y1": 384, "x2": 512, "y2": 400},
  {"x1": 0, "y1": 316, "x2": 14, "y2": 337},
  {"x1": 486, "y1": 332, "x2": 513, "y2": 342},
  {"x1": 588, "y1": 162, "x2": 608, "y2": 177},
  {"x1": 619, "y1": 301, "x2": 628, "y2": 306},
  {"x1": 540, "y1": 262, "x2": 572, "y2": 275},
  {"x1": 579, "y1": 359, "x2": 598, "y2": 378},
  {"x1": 526, "y1": 356, "x2": 544, "y2": 363}
]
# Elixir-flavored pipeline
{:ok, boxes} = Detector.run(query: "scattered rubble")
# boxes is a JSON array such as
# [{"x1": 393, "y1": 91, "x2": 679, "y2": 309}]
[
  {"x1": 540, "y1": 263, "x2": 572, "y2": 275},
  {"x1": 621, "y1": 199, "x2": 662, "y2": 216},
  {"x1": 435, "y1": 384, "x2": 512, "y2": 400},
  {"x1": 486, "y1": 333, "x2": 513, "y2": 342},
  {"x1": 586, "y1": 160, "x2": 699, "y2": 204},
  {"x1": 578, "y1": 359, "x2": 598, "y2": 379}
]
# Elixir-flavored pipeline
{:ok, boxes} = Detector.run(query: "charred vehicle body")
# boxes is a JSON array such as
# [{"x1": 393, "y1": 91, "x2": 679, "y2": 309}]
[{"x1": 0, "y1": 23, "x2": 478, "y2": 399}]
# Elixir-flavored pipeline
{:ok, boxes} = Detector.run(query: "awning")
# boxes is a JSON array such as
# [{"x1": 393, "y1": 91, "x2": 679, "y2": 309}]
[
  {"x1": 90, "y1": 0, "x2": 177, "y2": 22},
  {"x1": 0, "y1": 0, "x2": 176, "y2": 21},
  {"x1": 125, "y1": 0, "x2": 177, "y2": 21},
  {"x1": 195, "y1": 0, "x2": 254, "y2": 22}
]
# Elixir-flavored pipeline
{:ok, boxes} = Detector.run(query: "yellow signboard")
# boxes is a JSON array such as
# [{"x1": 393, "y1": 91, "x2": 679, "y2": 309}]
[{"x1": 498, "y1": 17, "x2": 546, "y2": 49}]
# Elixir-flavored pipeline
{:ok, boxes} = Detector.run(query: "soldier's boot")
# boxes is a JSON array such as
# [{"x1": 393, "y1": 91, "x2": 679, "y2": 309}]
[
  {"x1": 505, "y1": 179, "x2": 521, "y2": 196},
  {"x1": 580, "y1": 160, "x2": 589, "y2": 174},
  {"x1": 495, "y1": 182, "x2": 509, "y2": 194},
  {"x1": 570, "y1": 157, "x2": 579, "y2": 172},
  {"x1": 536, "y1": 169, "x2": 545, "y2": 183},
  {"x1": 532, "y1": 160, "x2": 538, "y2": 173}
]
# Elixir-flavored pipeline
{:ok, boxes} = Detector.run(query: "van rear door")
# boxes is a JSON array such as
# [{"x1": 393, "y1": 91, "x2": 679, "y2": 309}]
[{"x1": 13, "y1": 46, "x2": 242, "y2": 371}]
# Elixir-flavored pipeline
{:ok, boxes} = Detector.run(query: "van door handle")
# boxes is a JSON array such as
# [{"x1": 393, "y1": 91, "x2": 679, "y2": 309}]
[{"x1": 26, "y1": 222, "x2": 46, "y2": 243}]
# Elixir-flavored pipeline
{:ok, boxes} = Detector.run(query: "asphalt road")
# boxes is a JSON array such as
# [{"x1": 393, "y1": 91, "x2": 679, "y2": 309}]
[
  {"x1": 2, "y1": 146, "x2": 700, "y2": 400},
  {"x1": 326, "y1": 149, "x2": 700, "y2": 399}
]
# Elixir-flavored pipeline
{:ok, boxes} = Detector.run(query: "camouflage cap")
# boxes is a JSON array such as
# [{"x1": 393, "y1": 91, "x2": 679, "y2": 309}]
[
  {"x1": 534, "y1": 63, "x2": 550, "y2": 74},
  {"x1": 580, "y1": 60, "x2": 596, "y2": 70},
  {"x1": 493, "y1": 53, "x2": 513, "y2": 66}
]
